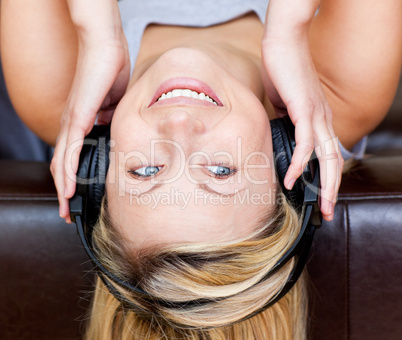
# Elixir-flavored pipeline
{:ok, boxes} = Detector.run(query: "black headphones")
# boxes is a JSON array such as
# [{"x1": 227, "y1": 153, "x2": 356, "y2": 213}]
[{"x1": 69, "y1": 116, "x2": 321, "y2": 320}]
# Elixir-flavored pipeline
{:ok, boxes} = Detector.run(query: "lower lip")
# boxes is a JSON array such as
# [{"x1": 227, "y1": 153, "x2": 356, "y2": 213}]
[{"x1": 148, "y1": 77, "x2": 223, "y2": 107}]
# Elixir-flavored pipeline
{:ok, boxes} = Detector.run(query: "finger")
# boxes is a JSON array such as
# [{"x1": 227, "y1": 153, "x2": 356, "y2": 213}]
[
  {"x1": 50, "y1": 158, "x2": 70, "y2": 219},
  {"x1": 284, "y1": 118, "x2": 314, "y2": 190},
  {"x1": 315, "y1": 135, "x2": 343, "y2": 221},
  {"x1": 105, "y1": 58, "x2": 130, "y2": 106},
  {"x1": 260, "y1": 61, "x2": 286, "y2": 111},
  {"x1": 63, "y1": 72, "x2": 100, "y2": 200},
  {"x1": 50, "y1": 129, "x2": 70, "y2": 220},
  {"x1": 330, "y1": 136, "x2": 344, "y2": 197},
  {"x1": 326, "y1": 141, "x2": 344, "y2": 222},
  {"x1": 63, "y1": 120, "x2": 87, "y2": 199},
  {"x1": 310, "y1": 103, "x2": 342, "y2": 220}
]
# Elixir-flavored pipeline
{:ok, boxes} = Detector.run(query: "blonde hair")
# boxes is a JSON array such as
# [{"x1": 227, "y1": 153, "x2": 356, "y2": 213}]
[{"x1": 84, "y1": 193, "x2": 308, "y2": 340}]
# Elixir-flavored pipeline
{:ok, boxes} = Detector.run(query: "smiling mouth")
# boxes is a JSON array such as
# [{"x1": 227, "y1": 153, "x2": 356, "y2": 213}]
[
  {"x1": 157, "y1": 89, "x2": 218, "y2": 105},
  {"x1": 148, "y1": 77, "x2": 223, "y2": 107}
]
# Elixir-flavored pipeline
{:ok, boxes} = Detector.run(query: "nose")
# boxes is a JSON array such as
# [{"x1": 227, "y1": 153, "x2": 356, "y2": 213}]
[{"x1": 158, "y1": 110, "x2": 205, "y2": 137}]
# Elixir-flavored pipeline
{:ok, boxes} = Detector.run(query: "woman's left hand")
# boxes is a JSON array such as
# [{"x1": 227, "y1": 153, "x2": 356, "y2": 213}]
[
  {"x1": 50, "y1": 0, "x2": 130, "y2": 223},
  {"x1": 262, "y1": 0, "x2": 344, "y2": 221}
]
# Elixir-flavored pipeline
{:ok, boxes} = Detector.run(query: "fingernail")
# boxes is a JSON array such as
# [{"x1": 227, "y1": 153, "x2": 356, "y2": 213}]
[
  {"x1": 64, "y1": 187, "x2": 69, "y2": 198},
  {"x1": 286, "y1": 179, "x2": 296, "y2": 190}
]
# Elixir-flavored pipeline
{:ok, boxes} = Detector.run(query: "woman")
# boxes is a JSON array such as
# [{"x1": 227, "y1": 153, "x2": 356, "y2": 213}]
[{"x1": 2, "y1": 0, "x2": 401, "y2": 339}]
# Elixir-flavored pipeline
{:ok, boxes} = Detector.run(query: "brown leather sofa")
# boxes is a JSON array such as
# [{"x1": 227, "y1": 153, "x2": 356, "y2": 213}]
[{"x1": 1, "y1": 81, "x2": 401, "y2": 339}]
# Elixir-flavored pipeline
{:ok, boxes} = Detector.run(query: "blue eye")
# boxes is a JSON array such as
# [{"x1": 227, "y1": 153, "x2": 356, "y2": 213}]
[
  {"x1": 206, "y1": 165, "x2": 235, "y2": 178},
  {"x1": 130, "y1": 166, "x2": 162, "y2": 178}
]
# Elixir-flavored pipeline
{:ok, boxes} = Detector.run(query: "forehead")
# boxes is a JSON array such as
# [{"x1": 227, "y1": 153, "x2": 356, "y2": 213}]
[{"x1": 109, "y1": 188, "x2": 274, "y2": 248}]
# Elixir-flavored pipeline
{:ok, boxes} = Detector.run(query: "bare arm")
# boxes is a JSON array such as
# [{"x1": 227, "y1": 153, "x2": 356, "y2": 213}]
[
  {"x1": 262, "y1": 0, "x2": 341, "y2": 221},
  {"x1": 1, "y1": 0, "x2": 78, "y2": 145},
  {"x1": 310, "y1": 0, "x2": 402, "y2": 149},
  {"x1": 1, "y1": 0, "x2": 129, "y2": 222},
  {"x1": 1, "y1": 0, "x2": 129, "y2": 145},
  {"x1": 262, "y1": 0, "x2": 402, "y2": 221},
  {"x1": 54, "y1": 0, "x2": 130, "y2": 222}
]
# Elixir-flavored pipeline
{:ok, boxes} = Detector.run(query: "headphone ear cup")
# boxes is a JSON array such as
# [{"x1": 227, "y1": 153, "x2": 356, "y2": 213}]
[
  {"x1": 270, "y1": 117, "x2": 304, "y2": 209},
  {"x1": 74, "y1": 125, "x2": 111, "y2": 229},
  {"x1": 89, "y1": 126, "x2": 110, "y2": 208}
]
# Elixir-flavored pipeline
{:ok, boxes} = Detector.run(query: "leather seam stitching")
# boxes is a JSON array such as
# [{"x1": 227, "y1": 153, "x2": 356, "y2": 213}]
[
  {"x1": 0, "y1": 197, "x2": 57, "y2": 201},
  {"x1": 345, "y1": 202, "x2": 351, "y2": 340},
  {"x1": 338, "y1": 195, "x2": 402, "y2": 200}
]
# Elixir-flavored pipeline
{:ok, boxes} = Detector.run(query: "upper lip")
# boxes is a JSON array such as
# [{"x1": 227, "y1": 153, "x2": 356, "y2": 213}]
[{"x1": 148, "y1": 77, "x2": 224, "y2": 107}]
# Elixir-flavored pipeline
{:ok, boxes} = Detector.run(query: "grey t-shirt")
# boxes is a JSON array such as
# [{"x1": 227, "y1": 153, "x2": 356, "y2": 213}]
[{"x1": 118, "y1": 0, "x2": 269, "y2": 74}]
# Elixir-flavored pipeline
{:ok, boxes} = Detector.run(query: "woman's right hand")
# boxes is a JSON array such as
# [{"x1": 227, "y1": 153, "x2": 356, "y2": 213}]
[
  {"x1": 262, "y1": 0, "x2": 344, "y2": 221},
  {"x1": 50, "y1": 0, "x2": 130, "y2": 223}
]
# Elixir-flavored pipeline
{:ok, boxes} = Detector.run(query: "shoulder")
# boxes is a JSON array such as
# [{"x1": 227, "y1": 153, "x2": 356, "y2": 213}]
[
  {"x1": 1, "y1": 0, "x2": 78, "y2": 145},
  {"x1": 310, "y1": 1, "x2": 402, "y2": 149}
]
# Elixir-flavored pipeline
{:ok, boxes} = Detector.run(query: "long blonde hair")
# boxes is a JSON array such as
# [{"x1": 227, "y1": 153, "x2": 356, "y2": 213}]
[{"x1": 84, "y1": 193, "x2": 308, "y2": 340}]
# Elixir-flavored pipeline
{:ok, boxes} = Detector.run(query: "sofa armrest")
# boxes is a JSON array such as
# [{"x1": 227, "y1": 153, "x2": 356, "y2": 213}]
[
  {"x1": 1, "y1": 156, "x2": 402, "y2": 340},
  {"x1": 0, "y1": 160, "x2": 93, "y2": 340},
  {"x1": 308, "y1": 155, "x2": 402, "y2": 340}
]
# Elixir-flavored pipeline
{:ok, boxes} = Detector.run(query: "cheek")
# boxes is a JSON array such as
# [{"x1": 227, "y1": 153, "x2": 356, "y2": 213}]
[
  {"x1": 239, "y1": 129, "x2": 273, "y2": 165},
  {"x1": 232, "y1": 109, "x2": 271, "y2": 151},
  {"x1": 240, "y1": 136, "x2": 275, "y2": 187},
  {"x1": 243, "y1": 166, "x2": 275, "y2": 187},
  {"x1": 242, "y1": 165, "x2": 278, "y2": 208},
  {"x1": 111, "y1": 112, "x2": 155, "y2": 156}
]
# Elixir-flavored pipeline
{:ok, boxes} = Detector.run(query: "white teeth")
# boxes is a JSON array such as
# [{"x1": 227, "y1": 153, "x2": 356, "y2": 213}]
[
  {"x1": 156, "y1": 88, "x2": 218, "y2": 105},
  {"x1": 171, "y1": 89, "x2": 181, "y2": 97},
  {"x1": 182, "y1": 89, "x2": 192, "y2": 97}
]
